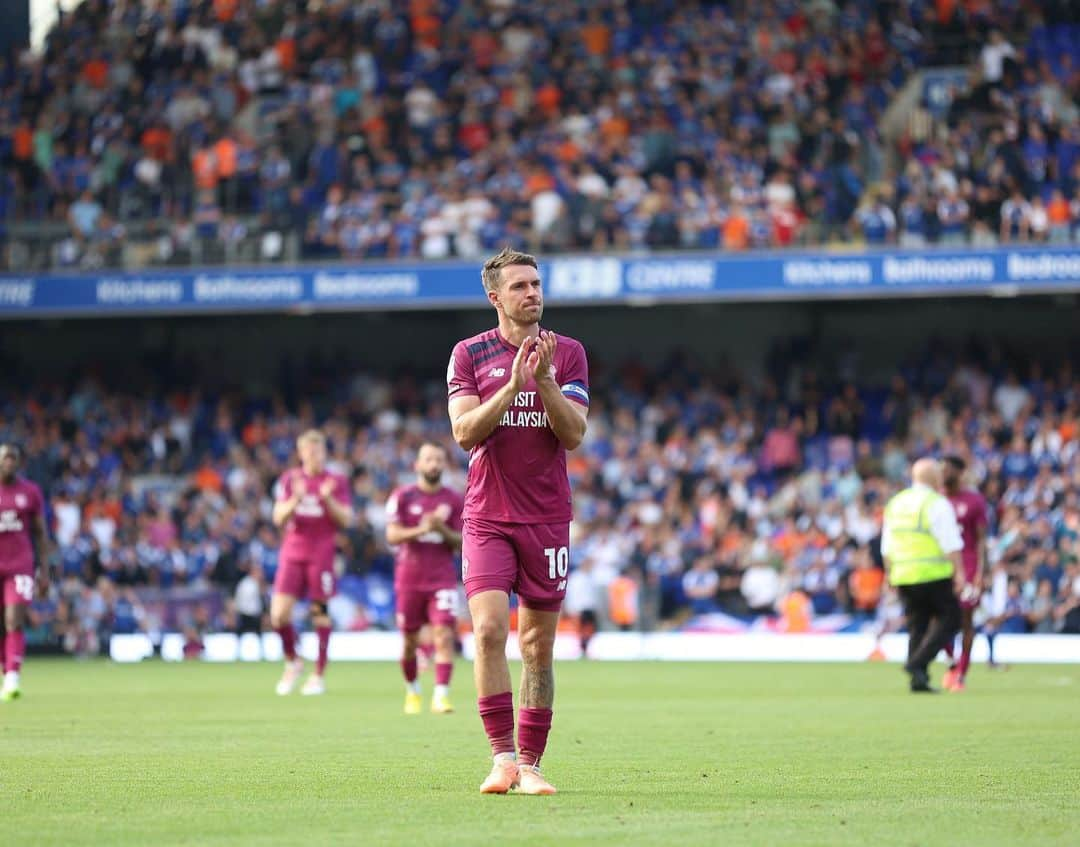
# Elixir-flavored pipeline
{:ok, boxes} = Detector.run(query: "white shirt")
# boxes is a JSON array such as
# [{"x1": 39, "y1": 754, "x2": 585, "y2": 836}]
[
  {"x1": 880, "y1": 484, "x2": 964, "y2": 559},
  {"x1": 563, "y1": 568, "x2": 599, "y2": 616},
  {"x1": 54, "y1": 500, "x2": 81, "y2": 547},
  {"x1": 994, "y1": 382, "x2": 1030, "y2": 423},
  {"x1": 741, "y1": 565, "x2": 780, "y2": 610},
  {"x1": 235, "y1": 575, "x2": 263, "y2": 617},
  {"x1": 981, "y1": 41, "x2": 1016, "y2": 82}
]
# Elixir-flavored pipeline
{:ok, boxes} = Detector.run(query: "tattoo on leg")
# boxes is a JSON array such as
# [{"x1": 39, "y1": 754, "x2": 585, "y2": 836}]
[{"x1": 521, "y1": 662, "x2": 554, "y2": 709}]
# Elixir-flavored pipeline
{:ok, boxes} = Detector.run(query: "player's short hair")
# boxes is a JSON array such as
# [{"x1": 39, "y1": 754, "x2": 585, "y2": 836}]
[
  {"x1": 296, "y1": 429, "x2": 326, "y2": 447},
  {"x1": 481, "y1": 246, "x2": 538, "y2": 292},
  {"x1": 0, "y1": 442, "x2": 22, "y2": 459},
  {"x1": 943, "y1": 454, "x2": 966, "y2": 471},
  {"x1": 417, "y1": 440, "x2": 447, "y2": 457}
]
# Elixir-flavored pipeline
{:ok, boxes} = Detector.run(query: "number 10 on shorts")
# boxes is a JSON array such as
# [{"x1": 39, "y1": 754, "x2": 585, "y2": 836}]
[{"x1": 544, "y1": 546, "x2": 569, "y2": 581}]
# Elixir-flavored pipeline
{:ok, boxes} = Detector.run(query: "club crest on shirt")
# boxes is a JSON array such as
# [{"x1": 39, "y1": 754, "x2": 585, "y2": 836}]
[
  {"x1": 295, "y1": 495, "x2": 325, "y2": 518},
  {"x1": 409, "y1": 504, "x2": 424, "y2": 515},
  {"x1": 14, "y1": 494, "x2": 27, "y2": 509}
]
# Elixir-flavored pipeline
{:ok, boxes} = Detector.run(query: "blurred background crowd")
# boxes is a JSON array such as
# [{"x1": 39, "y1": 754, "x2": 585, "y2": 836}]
[
  {"x1": 5, "y1": 333, "x2": 1078, "y2": 655},
  {"x1": 2, "y1": 0, "x2": 1080, "y2": 270}
]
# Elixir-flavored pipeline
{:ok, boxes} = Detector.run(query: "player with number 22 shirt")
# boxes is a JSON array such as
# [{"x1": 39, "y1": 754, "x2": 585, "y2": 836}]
[
  {"x1": 386, "y1": 442, "x2": 464, "y2": 715},
  {"x1": 447, "y1": 247, "x2": 589, "y2": 795}
]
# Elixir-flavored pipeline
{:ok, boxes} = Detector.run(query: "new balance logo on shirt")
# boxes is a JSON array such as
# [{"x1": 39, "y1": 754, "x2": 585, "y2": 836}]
[{"x1": 488, "y1": 368, "x2": 506, "y2": 377}]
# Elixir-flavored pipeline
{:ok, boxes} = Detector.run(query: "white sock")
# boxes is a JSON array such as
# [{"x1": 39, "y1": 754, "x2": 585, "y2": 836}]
[
  {"x1": 407, "y1": 680, "x2": 421, "y2": 695},
  {"x1": 494, "y1": 751, "x2": 517, "y2": 763},
  {"x1": 434, "y1": 684, "x2": 450, "y2": 699},
  {"x1": 4, "y1": 671, "x2": 19, "y2": 687}
]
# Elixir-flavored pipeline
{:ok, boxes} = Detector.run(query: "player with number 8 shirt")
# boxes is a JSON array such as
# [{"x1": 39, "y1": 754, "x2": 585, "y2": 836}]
[
  {"x1": 447, "y1": 248, "x2": 589, "y2": 795},
  {"x1": 386, "y1": 442, "x2": 464, "y2": 715}
]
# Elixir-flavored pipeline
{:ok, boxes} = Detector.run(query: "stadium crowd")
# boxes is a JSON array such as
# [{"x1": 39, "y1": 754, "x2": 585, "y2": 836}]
[
  {"x1": 6, "y1": 340, "x2": 1079, "y2": 654},
  {"x1": 2, "y1": 1, "x2": 1080, "y2": 270}
]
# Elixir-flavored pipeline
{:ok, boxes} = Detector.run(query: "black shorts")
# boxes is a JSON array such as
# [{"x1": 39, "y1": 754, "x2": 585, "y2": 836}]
[{"x1": 235, "y1": 614, "x2": 262, "y2": 635}]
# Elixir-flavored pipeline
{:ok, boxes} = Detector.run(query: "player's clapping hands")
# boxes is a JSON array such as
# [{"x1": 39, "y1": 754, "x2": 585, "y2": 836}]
[
  {"x1": 319, "y1": 478, "x2": 336, "y2": 501},
  {"x1": 509, "y1": 335, "x2": 536, "y2": 391},
  {"x1": 528, "y1": 330, "x2": 557, "y2": 383}
]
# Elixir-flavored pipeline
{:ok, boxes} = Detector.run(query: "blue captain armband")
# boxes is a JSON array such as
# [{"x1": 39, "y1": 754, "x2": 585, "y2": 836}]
[{"x1": 560, "y1": 381, "x2": 590, "y2": 404}]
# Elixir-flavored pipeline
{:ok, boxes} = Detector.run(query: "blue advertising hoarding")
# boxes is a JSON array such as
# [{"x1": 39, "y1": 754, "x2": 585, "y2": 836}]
[{"x1": 2, "y1": 247, "x2": 1079, "y2": 318}]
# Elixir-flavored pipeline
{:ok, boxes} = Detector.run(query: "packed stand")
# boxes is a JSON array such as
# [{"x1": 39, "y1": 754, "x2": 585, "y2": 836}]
[
  {"x1": 861, "y1": 5, "x2": 1080, "y2": 247},
  {"x1": 6, "y1": 343, "x2": 1079, "y2": 655},
  {"x1": 3, "y1": 0, "x2": 1075, "y2": 270}
]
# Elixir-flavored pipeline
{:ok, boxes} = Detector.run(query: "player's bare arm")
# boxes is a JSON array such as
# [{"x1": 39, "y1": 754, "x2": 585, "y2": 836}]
[
  {"x1": 32, "y1": 512, "x2": 51, "y2": 597},
  {"x1": 450, "y1": 336, "x2": 536, "y2": 451},
  {"x1": 976, "y1": 525, "x2": 988, "y2": 584},
  {"x1": 318, "y1": 478, "x2": 353, "y2": 529},
  {"x1": 531, "y1": 331, "x2": 587, "y2": 450},
  {"x1": 272, "y1": 478, "x2": 305, "y2": 527},
  {"x1": 950, "y1": 551, "x2": 966, "y2": 595}
]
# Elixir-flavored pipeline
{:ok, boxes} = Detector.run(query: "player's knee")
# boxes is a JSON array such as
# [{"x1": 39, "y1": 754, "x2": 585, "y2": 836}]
[
  {"x1": 472, "y1": 616, "x2": 508, "y2": 654},
  {"x1": 403, "y1": 631, "x2": 421, "y2": 654},
  {"x1": 4, "y1": 608, "x2": 22, "y2": 632},
  {"x1": 269, "y1": 609, "x2": 289, "y2": 629},
  {"x1": 433, "y1": 626, "x2": 455, "y2": 650}
]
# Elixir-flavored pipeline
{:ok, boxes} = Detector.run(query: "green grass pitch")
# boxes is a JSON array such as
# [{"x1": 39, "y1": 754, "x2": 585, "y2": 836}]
[{"x1": 5, "y1": 659, "x2": 1079, "y2": 846}]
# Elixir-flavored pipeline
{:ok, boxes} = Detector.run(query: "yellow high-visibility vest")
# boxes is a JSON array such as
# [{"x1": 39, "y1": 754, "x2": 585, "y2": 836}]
[{"x1": 883, "y1": 487, "x2": 954, "y2": 586}]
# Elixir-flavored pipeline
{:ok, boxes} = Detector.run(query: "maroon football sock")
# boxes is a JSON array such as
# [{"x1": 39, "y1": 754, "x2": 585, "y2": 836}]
[
  {"x1": 275, "y1": 624, "x2": 297, "y2": 661},
  {"x1": 478, "y1": 691, "x2": 515, "y2": 756},
  {"x1": 4, "y1": 630, "x2": 24, "y2": 673},
  {"x1": 315, "y1": 626, "x2": 331, "y2": 675},
  {"x1": 517, "y1": 707, "x2": 553, "y2": 767},
  {"x1": 958, "y1": 646, "x2": 972, "y2": 677},
  {"x1": 435, "y1": 662, "x2": 453, "y2": 686},
  {"x1": 401, "y1": 657, "x2": 418, "y2": 683}
]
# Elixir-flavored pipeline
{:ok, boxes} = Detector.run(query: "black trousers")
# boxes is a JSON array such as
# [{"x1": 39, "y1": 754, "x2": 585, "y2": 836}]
[
  {"x1": 898, "y1": 578, "x2": 961, "y2": 673},
  {"x1": 235, "y1": 614, "x2": 262, "y2": 636}
]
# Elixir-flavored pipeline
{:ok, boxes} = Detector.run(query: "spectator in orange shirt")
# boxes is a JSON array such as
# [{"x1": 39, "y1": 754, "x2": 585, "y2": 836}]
[
  {"x1": 535, "y1": 82, "x2": 561, "y2": 118},
  {"x1": 608, "y1": 568, "x2": 641, "y2": 631},
  {"x1": 580, "y1": 10, "x2": 611, "y2": 58},
  {"x1": 192, "y1": 147, "x2": 218, "y2": 191},
  {"x1": 213, "y1": 136, "x2": 238, "y2": 209},
  {"x1": 723, "y1": 202, "x2": 750, "y2": 250},
  {"x1": 141, "y1": 122, "x2": 174, "y2": 163},
  {"x1": 82, "y1": 56, "x2": 109, "y2": 89},
  {"x1": 193, "y1": 459, "x2": 224, "y2": 494},
  {"x1": 849, "y1": 546, "x2": 884, "y2": 615},
  {"x1": 242, "y1": 414, "x2": 269, "y2": 449},
  {"x1": 214, "y1": 0, "x2": 238, "y2": 22},
  {"x1": 1047, "y1": 188, "x2": 1072, "y2": 244}
]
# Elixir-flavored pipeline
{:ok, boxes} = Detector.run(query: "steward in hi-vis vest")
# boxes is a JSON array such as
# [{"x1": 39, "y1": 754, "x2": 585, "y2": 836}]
[{"x1": 881, "y1": 459, "x2": 965, "y2": 693}]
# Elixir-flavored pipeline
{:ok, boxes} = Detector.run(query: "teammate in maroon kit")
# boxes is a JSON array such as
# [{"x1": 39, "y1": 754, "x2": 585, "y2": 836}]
[
  {"x1": 942, "y1": 454, "x2": 988, "y2": 692},
  {"x1": 386, "y1": 442, "x2": 464, "y2": 715},
  {"x1": 0, "y1": 444, "x2": 51, "y2": 701},
  {"x1": 447, "y1": 248, "x2": 589, "y2": 795},
  {"x1": 270, "y1": 430, "x2": 353, "y2": 696}
]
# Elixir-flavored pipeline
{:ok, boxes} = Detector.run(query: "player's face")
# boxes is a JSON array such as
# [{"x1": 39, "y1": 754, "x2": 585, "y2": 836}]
[
  {"x1": 491, "y1": 265, "x2": 543, "y2": 325},
  {"x1": 943, "y1": 463, "x2": 959, "y2": 488},
  {"x1": 298, "y1": 438, "x2": 327, "y2": 472},
  {"x1": 416, "y1": 445, "x2": 446, "y2": 485},
  {"x1": 0, "y1": 447, "x2": 18, "y2": 481}
]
